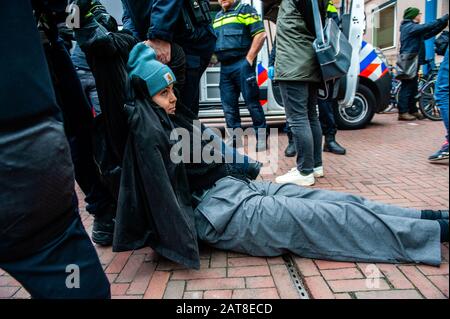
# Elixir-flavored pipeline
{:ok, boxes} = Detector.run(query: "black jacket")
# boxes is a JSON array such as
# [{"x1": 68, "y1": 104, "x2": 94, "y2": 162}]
[
  {"x1": 0, "y1": 1, "x2": 60, "y2": 129},
  {"x1": 400, "y1": 16, "x2": 448, "y2": 65},
  {"x1": 0, "y1": 1, "x2": 76, "y2": 261},
  {"x1": 76, "y1": 21, "x2": 238, "y2": 268}
]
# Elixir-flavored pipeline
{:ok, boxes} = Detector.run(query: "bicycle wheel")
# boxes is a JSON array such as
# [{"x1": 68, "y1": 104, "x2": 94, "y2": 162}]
[{"x1": 419, "y1": 80, "x2": 442, "y2": 121}]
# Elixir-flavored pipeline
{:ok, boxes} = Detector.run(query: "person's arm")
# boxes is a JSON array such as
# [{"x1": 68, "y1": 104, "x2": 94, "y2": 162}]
[
  {"x1": 409, "y1": 14, "x2": 449, "y2": 37},
  {"x1": 245, "y1": 5, "x2": 267, "y2": 66},
  {"x1": 121, "y1": 1, "x2": 138, "y2": 37},
  {"x1": 424, "y1": 16, "x2": 449, "y2": 40},
  {"x1": 246, "y1": 32, "x2": 266, "y2": 66},
  {"x1": 145, "y1": 0, "x2": 184, "y2": 64}
]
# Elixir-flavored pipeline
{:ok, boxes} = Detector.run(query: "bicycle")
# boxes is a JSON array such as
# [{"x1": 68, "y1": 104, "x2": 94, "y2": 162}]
[{"x1": 417, "y1": 60, "x2": 441, "y2": 121}]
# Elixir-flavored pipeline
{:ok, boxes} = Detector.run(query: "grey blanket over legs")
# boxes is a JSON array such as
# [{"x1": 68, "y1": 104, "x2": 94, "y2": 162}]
[{"x1": 194, "y1": 177, "x2": 441, "y2": 266}]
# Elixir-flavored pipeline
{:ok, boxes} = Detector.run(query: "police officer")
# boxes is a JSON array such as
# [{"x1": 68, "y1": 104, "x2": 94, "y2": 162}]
[
  {"x1": 214, "y1": 0, "x2": 268, "y2": 151},
  {"x1": 121, "y1": 0, "x2": 216, "y2": 116},
  {"x1": 318, "y1": 0, "x2": 346, "y2": 155},
  {"x1": 0, "y1": 0, "x2": 110, "y2": 299}
]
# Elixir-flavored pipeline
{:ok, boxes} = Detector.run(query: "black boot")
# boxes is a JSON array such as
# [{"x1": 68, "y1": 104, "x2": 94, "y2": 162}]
[
  {"x1": 284, "y1": 132, "x2": 297, "y2": 157},
  {"x1": 323, "y1": 135, "x2": 346, "y2": 155},
  {"x1": 92, "y1": 205, "x2": 116, "y2": 246}
]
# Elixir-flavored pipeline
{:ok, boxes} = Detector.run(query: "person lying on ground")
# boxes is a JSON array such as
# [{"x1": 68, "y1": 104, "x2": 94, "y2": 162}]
[{"x1": 74, "y1": 5, "x2": 449, "y2": 269}]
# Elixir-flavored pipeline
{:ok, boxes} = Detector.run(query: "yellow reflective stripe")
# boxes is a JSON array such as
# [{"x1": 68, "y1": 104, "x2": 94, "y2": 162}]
[
  {"x1": 213, "y1": 14, "x2": 261, "y2": 29},
  {"x1": 251, "y1": 28, "x2": 265, "y2": 37},
  {"x1": 327, "y1": 1, "x2": 338, "y2": 13}
]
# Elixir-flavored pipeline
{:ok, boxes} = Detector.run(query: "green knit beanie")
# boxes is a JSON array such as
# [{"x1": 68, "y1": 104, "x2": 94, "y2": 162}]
[{"x1": 404, "y1": 7, "x2": 421, "y2": 20}]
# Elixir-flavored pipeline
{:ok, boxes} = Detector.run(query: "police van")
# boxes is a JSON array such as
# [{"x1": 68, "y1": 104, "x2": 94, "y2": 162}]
[{"x1": 199, "y1": 0, "x2": 392, "y2": 130}]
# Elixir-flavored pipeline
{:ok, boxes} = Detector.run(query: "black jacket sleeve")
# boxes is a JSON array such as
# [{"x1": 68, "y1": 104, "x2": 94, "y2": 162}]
[{"x1": 409, "y1": 14, "x2": 449, "y2": 38}]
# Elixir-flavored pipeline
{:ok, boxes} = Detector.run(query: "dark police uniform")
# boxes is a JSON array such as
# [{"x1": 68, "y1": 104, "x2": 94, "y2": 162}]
[
  {"x1": 121, "y1": 0, "x2": 216, "y2": 116},
  {"x1": 0, "y1": 0, "x2": 110, "y2": 298},
  {"x1": 213, "y1": 1, "x2": 267, "y2": 132}
]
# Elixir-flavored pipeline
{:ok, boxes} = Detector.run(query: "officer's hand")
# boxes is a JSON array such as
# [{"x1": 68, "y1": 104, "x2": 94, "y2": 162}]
[
  {"x1": 268, "y1": 66, "x2": 274, "y2": 80},
  {"x1": 144, "y1": 39, "x2": 171, "y2": 65}
]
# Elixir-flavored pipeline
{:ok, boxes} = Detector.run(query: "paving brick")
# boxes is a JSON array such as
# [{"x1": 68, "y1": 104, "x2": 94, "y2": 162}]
[
  {"x1": 232, "y1": 288, "x2": 279, "y2": 299},
  {"x1": 133, "y1": 247, "x2": 154, "y2": 255},
  {"x1": 183, "y1": 291, "x2": 203, "y2": 299},
  {"x1": 417, "y1": 263, "x2": 449, "y2": 276},
  {"x1": 106, "y1": 273, "x2": 118, "y2": 284},
  {"x1": 200, "y1": 258, "x2": 211, "y2": 269},
  {"x1": 228, "y1": 257, "x2": 268, "y2": 267},
  {"x1": 12, "y1": 288, "x2": 31, "y2": 299},
  {"x1": 0, "y1": 287, "x2": 20, "y2": 298},
  {"x1": 0, "y1": 276, "x2": 20, "y2": 287},
  {"x1": 267, "y1": 257, "x2": 285, "y2": 265},
  {"x1": 99, "y1": 249, "x2": 115, "y2": 266},
  {"x1": 294, "y1": 258, "x2": 320, "y2": 277},
  {"x1": 321, "y1": 268, "x2": 364, "y2": 281},
  {"x1": 172, "y1": 268, "x2": 226, "y2": 280},
  {"x1": 186, "y1": 278, "x2": 245, "y2": 291},
  {"x1": 442, "y1": 245, "x2": 449, "y2": 262},
  {"x1": 204, "y1": 290, "x2": 233, "y2": 299},
  {"x1": 110, "y1": 283, "x2": 130, "y2": 296},
  {"x1": 163, "y1": 281, "x2": 186, "y2": 299},
  {"x1": 328, "y1": 279, "x2": 390, "y2": 293},
  {"x1": 355, "y1": 290, "x2": 423, "y2": 299},
  {"x1": 210, "y1": 251, "x2": 227, "y2": 268},
  {"x1": 427, "y1": 275, "x2": 449, "y2": 298},
  {"x1": 315, "y1": 260, "x2": 356, "y2": 270},
  {"x1": 127, "y1": 262, "x2": 157, "y2": 295},
  {"x1": 303, "y1": 276, "x2": 335, "y2": 299},
  {"x1": 112, "y1": 295, "x2": 143, "y2": 299},
  {"x1": 228, "y1": 266, "x2": 270, "y2": 278},
  {"x1": 144, "y1": 271, "x2": 171, "y2": 299},
  {"x1": 270, "y1": 264, "x2": 300, "y2": 299},
  {"x1": 399, "y1": 266, "x2": 446, "y2": 299},
  {"x1": 116, "y1": 254, "x2": 146, "y2": 283},
  {"x1": 246, "y1": 276, "x2": 276, "y2": 289},
  {"x1": 0, "y1": 269, "x2": 4, "y2": 276},
  {"x1": 334, "y1": 293, "x2": 352, "y2": 299},
  {"x1": 357, "y1": 263, "x2": 384, "y2": 278},
  {"x1": 377, "y1": 264, "x2": 414, "y2": 289},
  {"x1": 156, "y1": 259, "x2": 187, "y2": 271},
  {"x1": 105, "y1": 251, "x2": 132, "y2": 274}
]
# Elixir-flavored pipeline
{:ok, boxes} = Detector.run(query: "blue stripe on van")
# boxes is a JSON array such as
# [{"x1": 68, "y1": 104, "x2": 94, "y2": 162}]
[{"x1": 360, "y1": 50, "x2": 378, "y2": 72}]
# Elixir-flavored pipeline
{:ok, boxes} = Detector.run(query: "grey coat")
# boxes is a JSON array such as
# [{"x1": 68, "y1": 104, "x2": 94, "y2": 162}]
[
  {"x1": 274, "y1": 0, "x2": 321, "y2": 82},
  {"x1": 195, "y1": 177, "x2": 441, "y2": 266}
]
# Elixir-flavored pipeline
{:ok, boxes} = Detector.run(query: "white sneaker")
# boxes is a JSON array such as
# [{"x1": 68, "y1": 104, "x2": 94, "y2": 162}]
[
  {"x1": 275, "y1": 168, "x2": 315, "y2": 186},
  {"x1": 313, "y1": 166, "x2": 324, "y2": 178}
]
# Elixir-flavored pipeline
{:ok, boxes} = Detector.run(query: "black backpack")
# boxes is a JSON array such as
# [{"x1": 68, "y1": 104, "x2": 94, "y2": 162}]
[{"x1": 435, "y1": 30, "x2": 449, "y2": 56}]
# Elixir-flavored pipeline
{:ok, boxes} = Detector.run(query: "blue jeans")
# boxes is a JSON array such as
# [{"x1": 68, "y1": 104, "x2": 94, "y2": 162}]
[
  {"x1": 435, "y1": 48, "x2": 449, "y2": 142},
  {"x1": 220, "y1": 58, "x2": 267, "y2": 131},
  {"x1": 183, "y1": 54, "x2": 212, "y2": 116},
  {"x1": 318, "y1": 98, "x2": 338, "y2": 137},
  {"x1": 280, "y1": 81, "x2": 323, "y2": 175}
]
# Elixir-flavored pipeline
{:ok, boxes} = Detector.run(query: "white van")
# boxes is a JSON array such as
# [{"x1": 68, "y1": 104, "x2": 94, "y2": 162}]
[{"x1": 198, "y1": 0, "x2": 392, "y2": 130}]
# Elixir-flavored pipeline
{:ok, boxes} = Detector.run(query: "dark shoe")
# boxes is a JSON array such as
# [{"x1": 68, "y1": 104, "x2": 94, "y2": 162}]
[
  {"x1": 411, "y1": 112, "x2": 425, "y2": 120},
  {"x1": 246, "y1": 161, "x2": 263, "y2": 180},
  {"x1": 428, "y1": 142, "x2": 449, "y2": 162},
  {"x1": 323, "y1": 135, "x2": 346, "y2": 155},
  {"x1": 92, "y1": 211, "x2": 115, "y2": 246},
  {"x1": 398, "y1": 113, "x2": 416, "y2": 121},
  {"x1": 421, "y1": 210, "x2": 449, "y2": 220},
  {"x1": 284, "y1": 132, "x2": 297, "y2": 157}
]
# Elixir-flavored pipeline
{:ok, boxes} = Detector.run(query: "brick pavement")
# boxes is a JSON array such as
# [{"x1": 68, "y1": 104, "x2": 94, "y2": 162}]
[{"x1": 0, "y1": 114, "x2": 448, "y2": 299}]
